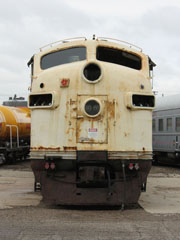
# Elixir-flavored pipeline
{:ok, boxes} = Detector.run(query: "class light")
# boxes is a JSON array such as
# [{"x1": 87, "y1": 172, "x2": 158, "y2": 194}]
[
  {"x1": 128, "y1": 163, "x2": 139, "y2": 170},
  {"x1": 45, "y1": 162, "x2": 49, "y2": 170},
  {"x1": 45, "y1": 162, "x2": 56, "y2": 170},
  {"x1": 129, "y1": 163, "x2": 134, "y2": 170},
  {"x1": 134, "y1": 163, "x2": 139, "y2": 170},
  {"x1": 50, "y1": 162, "x2": 56, "y2": 170}
]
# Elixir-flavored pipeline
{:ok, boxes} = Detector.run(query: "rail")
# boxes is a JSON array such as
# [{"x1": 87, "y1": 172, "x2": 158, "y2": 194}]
[
  {"x1": 40, "y1": 37, "x2": 87, "y2": 51},
  {"x1": 39, "y1": 36, "x2": 142, "y2": 52},
  {"x1": 97, "y1": 37, "x2": 143, "y2": 52}
]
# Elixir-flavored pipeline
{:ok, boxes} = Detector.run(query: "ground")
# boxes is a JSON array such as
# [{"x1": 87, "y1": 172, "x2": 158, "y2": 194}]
[{"x1": 0, "y1": 161, "x2": 180, "y2": 240}]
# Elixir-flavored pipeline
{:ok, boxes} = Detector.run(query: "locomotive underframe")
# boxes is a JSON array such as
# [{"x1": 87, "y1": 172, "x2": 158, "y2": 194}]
[{"x1": 31, "y1": 150, "x2": 152, "y2": 206}]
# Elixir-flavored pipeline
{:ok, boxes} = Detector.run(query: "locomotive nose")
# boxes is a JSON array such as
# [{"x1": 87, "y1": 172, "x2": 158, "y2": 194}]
[{"x1": 82, "y1": 62, "x2": 103, "y2": 83}]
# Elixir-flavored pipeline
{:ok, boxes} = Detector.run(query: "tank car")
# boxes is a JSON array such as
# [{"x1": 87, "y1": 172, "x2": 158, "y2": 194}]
[
  {"x1": 153, "y1": 94, "x2": 180, "y2": 165},
  {"x1": 28, "y1": 36, "x2": 155, "y2": 207},
  {"x1": 0, "y1": 106, "x2": 30, "y2": 163}
]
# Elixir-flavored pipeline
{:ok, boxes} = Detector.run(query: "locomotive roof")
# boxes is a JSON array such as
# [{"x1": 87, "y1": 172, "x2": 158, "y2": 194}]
[{"x1": 154, "y1": 94, "x2": 180, "y2": 111}]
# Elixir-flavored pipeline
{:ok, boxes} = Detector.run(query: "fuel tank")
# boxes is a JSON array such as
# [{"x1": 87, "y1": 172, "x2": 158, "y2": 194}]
[{"x1": 0, "y1": 106, "x2": 30, "y2": 140}]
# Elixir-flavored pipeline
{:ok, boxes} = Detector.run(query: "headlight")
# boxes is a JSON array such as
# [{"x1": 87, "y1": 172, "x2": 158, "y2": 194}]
[
  {"x1": 84, "y1": 99, "x2": 101, "y2": 117},
  {"x1": 82, "y1": 63, "x2": 102, "y2": 83}
]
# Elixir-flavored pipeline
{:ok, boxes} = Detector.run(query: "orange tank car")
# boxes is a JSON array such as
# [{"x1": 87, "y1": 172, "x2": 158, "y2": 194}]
[{"x1": 0, "y1": 106, "x2": 30, "y2": 163}]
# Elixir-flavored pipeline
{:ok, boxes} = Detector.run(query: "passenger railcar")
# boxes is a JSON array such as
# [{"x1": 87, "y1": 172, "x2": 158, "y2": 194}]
[
  {"x1": 0, "y1": 106, "x2": 30, "y2": 163},
  {"x1": 28, "y1": 36, "x2": 155, "y2": 207},
  {"x1": 153, "y1": 94, "x2": 180, "y2": 164}
]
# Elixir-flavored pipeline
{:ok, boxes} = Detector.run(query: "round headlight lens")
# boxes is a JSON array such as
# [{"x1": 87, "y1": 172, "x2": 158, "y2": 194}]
[
  {"x1": 84, "y1": 100, "x2": 100, "y2": 116},
  {"x1": 83, "y1": 63, "x2": 101, "y2": 81}
]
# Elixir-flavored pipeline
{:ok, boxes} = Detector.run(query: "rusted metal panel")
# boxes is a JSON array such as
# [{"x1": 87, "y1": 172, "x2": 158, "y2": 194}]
[
  {"x1": 30, "y1": 146, "x2": 61, "y2": 151},
  {"x1": 63, "y1": 146, "x2": 77, "y2": 151},
  {"x1": 76, "y1": 95, "x2": 108, "y2": 144},
  {"x1": 30, "y1": 38, "x2": 153, "y2": 154}
]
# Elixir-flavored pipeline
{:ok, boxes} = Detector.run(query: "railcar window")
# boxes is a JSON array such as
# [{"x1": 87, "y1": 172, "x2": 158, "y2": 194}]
[
  {"x1": 167, "y1": 118, "x2": 172, "y2": 132},
  {"x1": 176, "y1": 117, "x2": 180, "y2": 132},
  {"x1": 96, "y1": 47, "x2": 141, "y2": 70},
  {"x1": 41, "y1": 47, "x2": 86, "y2": 70},
  {"x1": 158, "y1": 119, "x2": 164, "y2": 132}
]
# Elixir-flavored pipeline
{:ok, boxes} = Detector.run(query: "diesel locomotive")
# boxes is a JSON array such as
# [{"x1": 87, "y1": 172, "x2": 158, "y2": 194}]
[{"x1": 28, "y1": 36, "x2": 155, "y2": 207}]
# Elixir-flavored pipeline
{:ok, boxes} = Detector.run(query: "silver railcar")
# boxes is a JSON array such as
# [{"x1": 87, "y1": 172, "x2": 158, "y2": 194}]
[{"x1": 153, "y1": 94, "x2": 180, "y2": 164}]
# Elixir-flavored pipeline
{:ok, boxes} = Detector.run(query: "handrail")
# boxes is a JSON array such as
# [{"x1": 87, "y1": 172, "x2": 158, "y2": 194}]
[
  {"x1": 97, "y1": 37, "x2": 143, "y2": 52},
  {"x1": 40, "y1": 37, "x2": 87, "y2": 51},
  {"x1": 6, "y1": 125, "x2": 19, "y2": 148},
  {"x1": 39, "y1": 36, "x2": 142, "y2": 52}
]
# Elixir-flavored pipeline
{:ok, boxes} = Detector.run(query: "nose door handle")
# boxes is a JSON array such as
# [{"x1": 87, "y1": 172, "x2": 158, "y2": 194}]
[{"x1": 77, "y1": 115, "x2": 84, "y2": 119}]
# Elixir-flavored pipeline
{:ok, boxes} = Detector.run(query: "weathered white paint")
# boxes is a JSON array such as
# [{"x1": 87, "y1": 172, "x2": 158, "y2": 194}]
[{"x1": 29, "y1": 38, "x2": 154, "y2": 159}]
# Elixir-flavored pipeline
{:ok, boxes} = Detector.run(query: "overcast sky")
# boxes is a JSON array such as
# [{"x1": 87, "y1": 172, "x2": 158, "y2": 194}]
[{"x1": 0, "y1": 0, "x2": 180, "y2": 103}]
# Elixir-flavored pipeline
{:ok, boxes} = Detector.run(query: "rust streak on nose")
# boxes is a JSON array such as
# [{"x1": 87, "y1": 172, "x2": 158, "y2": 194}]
[
  {"x1": 31, "y1": 146, "x2": 60, "y2": 151},
  {"x1": 63, "y1": 146, "x2": 77, "y2": 151},
  {"x1": 108, "y1": 101, "x2": 115, "y2": 118}
]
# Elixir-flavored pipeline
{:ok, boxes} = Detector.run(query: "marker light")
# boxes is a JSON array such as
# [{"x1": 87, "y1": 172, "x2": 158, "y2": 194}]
[
  {"x1": 45, "y1": 162, "x2": 49, "y2": 170},
  {"x1": 129, "y1": 163, "x2": 134, "y2": 170},
  {"x1": 50, "y1": 162, "x2": 56, "y2": 170},
  {"x1": 134, "y1": 163, "x2": 139, "y2": 170},
  {"x1": 60, "y1": 78, "x2": 70, "y2": 87}
]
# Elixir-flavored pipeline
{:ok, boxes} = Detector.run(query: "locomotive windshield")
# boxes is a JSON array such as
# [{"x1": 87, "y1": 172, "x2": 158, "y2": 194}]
[
  {"x1": 96, "y1": 46, "x2": 141, "y2": 70},
  {"x1": 41, "y1": 47, "x2": 86, "y2": 70}
]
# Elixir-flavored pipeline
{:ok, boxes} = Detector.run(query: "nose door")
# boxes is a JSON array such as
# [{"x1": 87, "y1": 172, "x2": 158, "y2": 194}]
[{"x1": 76, "y1": 95, "x2": 108, "y2": 144}]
